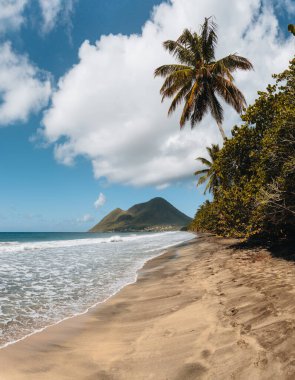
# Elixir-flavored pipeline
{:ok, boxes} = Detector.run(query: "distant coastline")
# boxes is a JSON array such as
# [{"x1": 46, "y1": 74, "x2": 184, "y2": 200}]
[{"x1": 90, "y1": 224, "x2": 187, "y2": 233}]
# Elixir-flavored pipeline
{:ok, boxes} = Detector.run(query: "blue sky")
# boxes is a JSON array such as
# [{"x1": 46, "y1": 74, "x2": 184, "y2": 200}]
[{"x1": 0, "y1": 0, "x2": 293, "y2": 231}]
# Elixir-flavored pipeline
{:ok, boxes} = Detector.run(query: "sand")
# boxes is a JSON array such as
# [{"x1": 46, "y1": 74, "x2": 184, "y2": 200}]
[{"x1": 1, "y1": 235, "x2": 295, "y2": 379}]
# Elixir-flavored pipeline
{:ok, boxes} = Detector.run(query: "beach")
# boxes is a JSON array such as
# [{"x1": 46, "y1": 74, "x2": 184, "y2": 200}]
[{"x1": 1, "y1": 235, "x2": 295, "y2": 379}]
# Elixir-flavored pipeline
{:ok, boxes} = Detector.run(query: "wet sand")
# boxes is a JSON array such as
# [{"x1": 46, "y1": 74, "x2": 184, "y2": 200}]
[{"x1": 1, "y1": 235, "x2": 295, "y2": 379}]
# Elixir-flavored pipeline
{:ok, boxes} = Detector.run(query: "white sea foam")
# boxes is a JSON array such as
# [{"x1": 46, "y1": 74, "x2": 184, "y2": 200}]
[
  {"x1": 0, "y1": 231, "x2": 195, "y2": 348},
  {"x1": 0, "y1": 231, "x2": 176, "y2": 253}
]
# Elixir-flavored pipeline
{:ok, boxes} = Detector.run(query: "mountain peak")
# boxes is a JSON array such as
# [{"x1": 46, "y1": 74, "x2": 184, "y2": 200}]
[
  {"x1": 89, "y1": 197, "x2": 191, "y2": 233},
  {"x1": 147, "y1": 197, "x2": 168, "y2": 203}
]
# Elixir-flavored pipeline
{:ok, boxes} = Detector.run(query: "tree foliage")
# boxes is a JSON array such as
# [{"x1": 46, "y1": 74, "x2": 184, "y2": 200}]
[
  {"x1": 190, "y1": 57, "x2": 295, "y2": 239},
  {"x1": 154, "y1": 17, "x2": 253, "y2": 139},
  {"x1": 195, "y1": 144, "x2": 220, "y2": 195},
  {"x1": 288, "y1": 24, "x2": 295, "y2": 36}
]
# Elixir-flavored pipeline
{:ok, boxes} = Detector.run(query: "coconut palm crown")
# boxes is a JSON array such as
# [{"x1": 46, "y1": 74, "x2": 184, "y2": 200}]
[
  {"x1": 195, "y1": 144, "x2": 220, "y2": 195},
  {"x1": 154, "y1": 17, "x2": 253, "y2": 139}
]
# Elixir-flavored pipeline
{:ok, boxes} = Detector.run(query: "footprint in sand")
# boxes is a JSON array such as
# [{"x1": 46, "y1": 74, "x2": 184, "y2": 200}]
[
  {"x1": 201, "y1": 349, "x2": 211, "y2": 358},
  {"x1": 240, "y1": 323, "x2": 252, "y2": 335},
  {"x1": 254, "y1": 352, "x2": 268, "y2": 369},
  {"x1": 237, "y1": 339, "x2": 249, "y2": 349}
]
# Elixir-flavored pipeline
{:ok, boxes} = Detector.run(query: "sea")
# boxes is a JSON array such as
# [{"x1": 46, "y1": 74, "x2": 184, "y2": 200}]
[{"x1": 0, "y1": 231, "x2": 195, "y2": 349}]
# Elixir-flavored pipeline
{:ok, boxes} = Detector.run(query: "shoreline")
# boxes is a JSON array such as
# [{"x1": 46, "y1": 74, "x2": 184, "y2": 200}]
[
  {"x1": 0, "y1": 235, "x2": 197, "y2": 351},
  {"x1": 1, "y1": 235, "x2": 295, "y2": 379}
]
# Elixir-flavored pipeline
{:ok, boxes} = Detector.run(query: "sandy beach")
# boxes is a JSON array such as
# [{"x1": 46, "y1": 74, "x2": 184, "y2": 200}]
[{"x1": 1, "y1": 235, "x2": 295, "y2": 379}]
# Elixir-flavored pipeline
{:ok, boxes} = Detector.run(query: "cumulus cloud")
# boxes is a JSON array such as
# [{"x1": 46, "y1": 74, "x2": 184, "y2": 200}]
[
  {"x1": 41, "y1": 0, "x2": 294, "y2": 187},
  {"x1": 76, "y1": 214, "x2": 94, "y2": 223},
  {"x1": 0, "y1": 0, "x2": 78, "y2": 35},
  {"x1": 94, "y1": 193, "x2": 106, "y2": 209},
  {"x1": 0, "y1": 0, "x2": 27, "y2": 34},
  {"x1": 0, "y1": 42, "x2": 51, "y2": 126}
]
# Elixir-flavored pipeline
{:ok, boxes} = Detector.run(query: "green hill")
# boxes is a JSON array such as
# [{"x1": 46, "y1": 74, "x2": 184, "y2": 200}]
[{"x1": 89, "y1": 197, "x2": 192, "y2": 232}]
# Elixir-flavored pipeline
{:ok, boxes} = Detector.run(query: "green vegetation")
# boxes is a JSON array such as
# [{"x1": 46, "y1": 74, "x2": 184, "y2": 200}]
[
  {"x1": 154, "y1": 18, "x2": 293, "y2": 240},
  {"x1": 288, "y1": 24, "x2": 295, "y2": 36},
  {"x1": 195, "y1": 144, "x2": 220, "y2": 196},
  {"x1": 190, "y1": 58, "x2": 295, "y2": 240},
  {"x1": 154, "y1": 17, "x2": 253, "y2": 139},
  {"x1": 89, "y1": 197, "x2": 192, "y2": 232}
]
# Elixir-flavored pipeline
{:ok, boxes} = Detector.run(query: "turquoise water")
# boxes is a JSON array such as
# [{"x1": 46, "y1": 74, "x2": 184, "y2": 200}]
[{"x1": 0, "y1": 231, "x2": 195, "y2": 348}]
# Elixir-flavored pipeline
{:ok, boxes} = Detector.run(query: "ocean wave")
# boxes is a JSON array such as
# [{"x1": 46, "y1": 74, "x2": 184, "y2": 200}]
[
  {"x1": 0, "y1": 231, "x2": 195, "y2": 348},
  {"x1": 0, "y1": 231, "x2": 179, "y2": 254}
]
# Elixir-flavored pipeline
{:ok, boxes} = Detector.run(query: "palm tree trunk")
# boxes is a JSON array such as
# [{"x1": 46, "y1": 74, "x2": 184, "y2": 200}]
[{"x1": 217, "y1": 122, "x2": 226, "y2": 140}]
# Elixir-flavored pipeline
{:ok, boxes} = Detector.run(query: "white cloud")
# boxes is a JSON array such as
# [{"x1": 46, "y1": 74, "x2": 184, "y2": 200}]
[
  {"x1": 41, "y1": 0, "x2": 294, "y2": 187},
  {"x1": 0, "y1": 0, "x2": 27, "y2": 34},
  {"x1": 0, "y1": 0, "x2": 77, "y2": 35},
  {"x1": 274, "y1": 0, "x2": 295, "y2": 14},
  {"x1": 38, "y1": 0, "x2": 76, "y2": 33},
  {"x1": 77, "y1": 214, "x2": 94, "y2": 223},
  {"x1": 94, "y1": 193, "x2": 106, "y2": 209},
  {"x1": 38, "y1": 0, "x2": 62, "y2": 32},
  {"x1": 0, "y1": 42, "x2": 51, "y2": 126}
]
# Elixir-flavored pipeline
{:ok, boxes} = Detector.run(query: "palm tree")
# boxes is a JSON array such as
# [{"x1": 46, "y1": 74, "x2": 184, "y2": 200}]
[
  {"x1": 195, "y1": 144, "x2": 220, "y2": 195},
  {"x1": 154, "y1": 17, "x2": 253, "y2": 140}
]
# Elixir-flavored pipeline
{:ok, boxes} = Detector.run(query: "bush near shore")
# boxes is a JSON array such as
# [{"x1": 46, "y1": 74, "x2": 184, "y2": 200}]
[{"x1": 190, "y1": 58, "x2": 295, "y2": 240}]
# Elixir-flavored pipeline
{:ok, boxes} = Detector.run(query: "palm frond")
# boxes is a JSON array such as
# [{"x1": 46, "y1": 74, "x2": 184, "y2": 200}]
[
  {"x1": 177, "y1": 29, "x2": 201, "y2": 60},
  {"x1": 193, "y1": 32, "x2": 201, "y2": 57},
  {"x1": 215, "y1": 54, "x2": 253, "y2": 73},
  {"x1": 196, "y1": 157, "x2": 211, "y2": 167},
  {"x1": 194, "y1": 168, "x2": 209, "y2": 175},
  {"x1": 159, "y1": 69, "x2": 194, "y2": 100},
  {"x1": 177, "y1": 29, "x2": 194, "y2": 46},
  {"x1": 180, "y1": 98, "x2": 193, "y2": 127},
  {"x1": 204, "y1": 182, "x2": 211, "y2": 194},
  {"x1": 207, "y1": 144, "x2": 220, "y2": 160},
  {"x1": 195, "y1": 143, "x2": 221, "y2": 194},
  {"x1": 201, "y1": 17, "x2": 217, "y2": 62},
  {"x1": 154, "y1": 64, "x2": 192, "y2": 78},
  {"x1": 214, "y1": 76, "x2": 246, "y2": 113},
  {"x1": 168, "y1": 82, "x2": 193, "y2": 115},
  {"x1": 207, "y1": 87, "x2": 223, "y2": 124},
  {"x1": 159, "y1": 68, "x2": 193, "y2": 91},
  {"x1": 201, "y1": 17, "x2": 209, "y2": 47},
  {"x1": 163, "y1": 40, "x2": 195, "y2": 65},
  {"x1": 196, "y1": 174, "x2": 209, "y2": 186},
  {"x1": 212, "y1": 61, "x2": 234, "y2": 81},
  {"x1": 179, "y1": 82, "x2": 199, "y2": 127},
  {"x1": 161, "y1": 82, "x2": 187, "y2": 100},
  {"x1": 161, "y1": 78, "x2": 193, "y2": 101},
  {"x1": 190, "y1": 86, "x2": 209, "y2": 127}
]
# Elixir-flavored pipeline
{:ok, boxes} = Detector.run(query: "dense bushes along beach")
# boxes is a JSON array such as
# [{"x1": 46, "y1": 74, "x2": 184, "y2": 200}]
[{"x1": 191, "y1": 58, "x2": 295, "y2": 240}]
